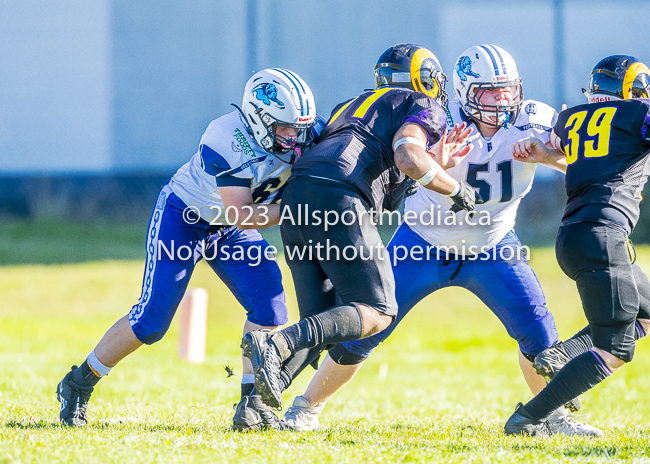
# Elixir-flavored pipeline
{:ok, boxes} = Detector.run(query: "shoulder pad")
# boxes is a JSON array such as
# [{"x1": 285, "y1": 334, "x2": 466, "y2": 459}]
[
  {"x1": 201, "y1": 111, "x2": 260, "y2": 163},
  {"x1": 312, "y1": 113, "x2": 327, "y2": 139},
  {"x1": 514, "y1": 100, "x2": 557, "y2": 132}
]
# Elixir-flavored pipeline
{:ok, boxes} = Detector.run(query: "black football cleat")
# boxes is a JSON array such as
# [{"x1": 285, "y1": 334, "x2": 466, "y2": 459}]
[
  {"x1": 504, "y1": 403, "x2": 551, "y2": 437},
  {"x1": 241, "y1": 330, "x2": 283, "y2": 409},
  {"x1": 232, "y1": 395, "x2": 283, "y2": 431},
  {"x1": 56, "y1": 366, "x2": 94, "y2": 427},
  {"x1": 533, "y1": 343, "x2": 581, "y2": 412}
]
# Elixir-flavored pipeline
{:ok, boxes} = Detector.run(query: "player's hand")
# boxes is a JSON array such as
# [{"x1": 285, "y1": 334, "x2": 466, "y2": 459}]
[
  {"x1": 449, "y1": 179, "x2": 481, "y2": 216},
  {"x1": 430, "y1": 122, "x2": 473, "y2": 170},
  {"x1": 402, "y1": 177, "x2": 420, "y2": 197},
  {"x1": 382, "y1": 178, "x2": 420, "y2": 212},
  {"x1": 511, "y1": 137, "x2": 552, "y2": 164}
]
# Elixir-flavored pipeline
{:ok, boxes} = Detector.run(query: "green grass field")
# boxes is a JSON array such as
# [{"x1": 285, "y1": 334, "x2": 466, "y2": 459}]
[{"x1": 1, "y1": 223, "x2": 650, "y2": 463}]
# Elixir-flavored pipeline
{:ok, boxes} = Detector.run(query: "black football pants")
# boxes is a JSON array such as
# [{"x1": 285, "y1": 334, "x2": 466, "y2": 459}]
[
  {"x1": 556, "y1": 221, "x2": 650, "y2": 362},
  {"x1": 276, "y1": 176, "x2": 398, "y2": 387}
]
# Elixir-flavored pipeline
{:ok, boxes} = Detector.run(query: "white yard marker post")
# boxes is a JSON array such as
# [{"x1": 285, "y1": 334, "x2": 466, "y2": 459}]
[{"x1": 179, "y1": 287, "x2": 208, "y2": 364}]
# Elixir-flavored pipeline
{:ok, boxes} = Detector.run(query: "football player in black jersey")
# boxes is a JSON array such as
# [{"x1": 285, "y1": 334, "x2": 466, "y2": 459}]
[
  {"x1": 240, "y1": 44, "x2": 476, "y2": 414},
  {"x1": 505, "y1": 55, "x2": 650, "y2": 436}
]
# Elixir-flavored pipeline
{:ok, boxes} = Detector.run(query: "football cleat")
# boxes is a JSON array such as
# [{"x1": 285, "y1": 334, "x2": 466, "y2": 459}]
[
  {"x1": 232, "y1": 395, "x2": 283, "y2": 431},
  {"x1": 548, "y1": 415, "x2": 603, "y2": 437},
  {"x1": 241, "y1": 330, "x2": 283, "y2": 409},
  {"x1": 503, "y1": 403, "x2": 551, "y2": 437},
  {"x1": 282, "y1": 396, "x2": 325, "y2": 432},
  {"x1": 533, "y1": 343, "x2": 581, "y2": 412},
  {"x1": 56, "y1": 366, "x2": 94, "y2": 427}
]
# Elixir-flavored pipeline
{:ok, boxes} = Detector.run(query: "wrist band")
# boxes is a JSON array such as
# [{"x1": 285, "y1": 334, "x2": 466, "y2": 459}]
[
  {"x1": 416, "y1": 161, "x2": 441, "y2": 187},
  {"x1": 447, "y1": 182, "x2": 461, "y2": 196},
  {"x1": 393, "y1": 136, "x2": 426, "y2": 151}
]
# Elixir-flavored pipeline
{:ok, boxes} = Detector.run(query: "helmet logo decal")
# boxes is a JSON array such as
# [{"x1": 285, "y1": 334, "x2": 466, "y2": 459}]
[
  {"x1": 252, "y1": 83, "x2": 285, "y2": 108},
  {"x1": 525, "y1": 103, "x2": 537, "y2": 115},
  {"x1": 588, "y1": 95, "x2": 614, "y2": 103},
  {"x1": 392, "y1": 72, "x2": 411, "y2": 83},
  {"x1": 456, "y1": 56, "x2": 480, "y2": 82}
]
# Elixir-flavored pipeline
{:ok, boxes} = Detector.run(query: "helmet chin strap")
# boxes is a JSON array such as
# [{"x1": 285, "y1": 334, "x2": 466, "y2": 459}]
[
  {"x1": 269, "y1": 146, "x2": 299, "y2": 164},
  {"x1": 231, "y1": 103, "x2": 255, "y2": 138},
  {"x1": 232, "y1": 102, "x2": 297, "y2": 164}
]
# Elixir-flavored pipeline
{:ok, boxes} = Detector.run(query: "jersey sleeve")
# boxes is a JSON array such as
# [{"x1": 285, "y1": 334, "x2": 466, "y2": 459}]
[
  {"x1": 311, "y1": 113, "x2": 327, "y2": 144},
  {"x1": 638, "y1": 99, "x2": 650, "y2": 144},
  {"x1": 198, "y1": 144, "x2": 251, "y2": 187},
  {"x1": 552, "y1": 109, "x2": 571, "y2": 151},
  {"x1": 515, "y1": 100, "x2": 557, "y2": 144},
  {"x1": 402, "y1": 95, "x2": 447, "y2": 150}
]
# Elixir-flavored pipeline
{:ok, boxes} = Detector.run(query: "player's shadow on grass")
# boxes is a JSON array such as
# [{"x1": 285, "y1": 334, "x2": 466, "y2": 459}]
[
  {"x1": 5, "y1": 420, "x2": 60, "y2": 430},
  {"x1": 511, "y1": 442, "x2": 643, "y2": 459},
  {"x1": 95, "y1": 423, "x2": 206, "y2": 433},
  {"x1": 5, "y1": 421, "x2": 204, "y2": 433}
]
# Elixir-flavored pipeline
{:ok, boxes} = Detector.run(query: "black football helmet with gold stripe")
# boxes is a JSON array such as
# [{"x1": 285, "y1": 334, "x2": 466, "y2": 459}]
[
  {"x1": 584, "y1": 55, "x2": 650, "y2": 103},
  {"x1": 374, "y1": 43, "x2": 448, "y2": 106}
]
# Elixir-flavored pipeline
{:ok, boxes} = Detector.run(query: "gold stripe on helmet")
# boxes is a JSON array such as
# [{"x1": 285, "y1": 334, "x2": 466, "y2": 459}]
[
  {"x1": 623, "y1": 61, "x2": 650, "y2": 99},
  {"x1": 410, "y1": 47, "x2": 440, "y2": 99}
]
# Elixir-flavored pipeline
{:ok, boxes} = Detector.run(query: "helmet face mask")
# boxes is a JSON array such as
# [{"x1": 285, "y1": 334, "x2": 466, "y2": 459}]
[
  {"x1": 585, "y1": 55, "x2": 650, "y2": 103},
  {"x1": 453, "y1": 44, "x2": 523, "y2": 128},
  {"x1": 240, "y1": 68, "x2": 316, "y2": 164},
  {"x1": 419, "y1": 65, "x2": 449, "y2": 106},
  {"x1": 270, "y1": 121, "x2": 314, "y2": 155},
  {"x1": 466, "y1": 82, "x2": 523, "y2": 127},
  {"x1": 374, "y1": 43, "x2": 448, "y2": 106},
  {"x1": 630, "y1": 73, "x2": 650, "y2": 99}
]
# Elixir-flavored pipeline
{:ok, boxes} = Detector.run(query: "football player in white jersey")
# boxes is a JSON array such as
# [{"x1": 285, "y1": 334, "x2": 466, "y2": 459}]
[
  {"x1": 56, "y1": 68, "x2": 323, "y2": 430},
  {"x1": 279, "y1": 45, "x2": 601, "y2": 436}
]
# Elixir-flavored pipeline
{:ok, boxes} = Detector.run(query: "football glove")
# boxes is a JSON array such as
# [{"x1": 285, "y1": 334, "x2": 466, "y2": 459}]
[
  {"x1": 450, "y1": 179, "x2": 480, "y2": 215},
  {"x1": 382, "y1": 178, "x2": 420, "y2": 212}
]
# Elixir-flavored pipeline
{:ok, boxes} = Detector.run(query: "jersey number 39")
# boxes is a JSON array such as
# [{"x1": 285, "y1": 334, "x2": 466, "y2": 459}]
[{"x1": 563, "y1": 107, "x2": 618, "y2": 164}]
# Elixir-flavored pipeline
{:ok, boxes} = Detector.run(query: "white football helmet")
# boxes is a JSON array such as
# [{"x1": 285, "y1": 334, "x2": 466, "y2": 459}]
[
  {"x1": 452, "y1": 45, "x2": 523, "y2": 128},
  {"x1": 240, "y1": 68, "x2": 316, "y2": 163}
]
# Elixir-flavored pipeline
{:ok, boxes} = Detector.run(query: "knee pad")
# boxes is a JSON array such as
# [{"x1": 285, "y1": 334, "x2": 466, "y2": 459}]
[
  {"x1": 328, "y1": 343, "x2": 368, "y2": 365},
  {"x1": 590, "y1": 323, "x2": 636, "y2": 362},
  {"x1": 141, "y1": 329, "x2": 167, "y2": 345},
  {"x1": 516, "y1": 314, "x2": 559, "y2": 357},
  {"x1": 131, "y1": 321, "x2": 170, "y2": 345}
]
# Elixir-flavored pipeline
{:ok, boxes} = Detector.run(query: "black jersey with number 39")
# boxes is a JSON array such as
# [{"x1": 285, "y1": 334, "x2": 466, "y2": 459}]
[
  {"x1": 289, "y1": 88, "x2": 447, "y2": 212},
  {"x1": 554, "y1": 99, "x2": 650, "y2": 232}
]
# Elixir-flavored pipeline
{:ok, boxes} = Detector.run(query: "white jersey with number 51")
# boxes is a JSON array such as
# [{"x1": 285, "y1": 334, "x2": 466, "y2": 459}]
[{"x1": 406, "y1": 99, "x2": 557, "y2": 253}]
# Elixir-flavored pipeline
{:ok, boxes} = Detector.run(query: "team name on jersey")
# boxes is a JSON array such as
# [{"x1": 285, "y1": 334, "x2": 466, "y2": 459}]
[{"x1": 233, "y1": 128, "x2": 256, "y2": 158}]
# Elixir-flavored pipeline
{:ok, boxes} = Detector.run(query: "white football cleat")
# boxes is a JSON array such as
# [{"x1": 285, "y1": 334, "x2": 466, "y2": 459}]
[
  {"x1": 548, "y1": 415, "x2": 603, "y2": 437},
  {"x1": 282, "y1": 395, "x2": 325, "y2": 431}
]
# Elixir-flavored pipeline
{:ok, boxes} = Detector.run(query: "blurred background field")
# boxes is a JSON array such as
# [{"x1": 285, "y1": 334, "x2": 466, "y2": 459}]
[
  {"x1": 0, "y1": 222, "x2": 649, "y2": 463},
  {"x1": 2, "y1": 1, "x2": 650, "y2": 462},
  {"x1": 2, "y1": 0, "x2": 650, "y2": 248}
]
